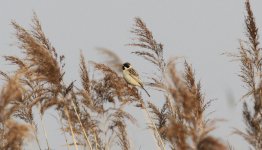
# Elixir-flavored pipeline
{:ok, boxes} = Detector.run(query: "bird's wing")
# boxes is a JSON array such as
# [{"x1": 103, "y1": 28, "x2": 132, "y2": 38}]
[
  {"x1": 128, "y1": 67, "x2": 139, "y2": 76},
  {"x1": 128, "y1": 68, "x2": 143, "y2": 85}
]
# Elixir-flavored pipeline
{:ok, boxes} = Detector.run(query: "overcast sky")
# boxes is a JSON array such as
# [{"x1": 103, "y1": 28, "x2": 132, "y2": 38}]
[{"x1": 1, "y1": 0, "x2": 262, "y2": 150}]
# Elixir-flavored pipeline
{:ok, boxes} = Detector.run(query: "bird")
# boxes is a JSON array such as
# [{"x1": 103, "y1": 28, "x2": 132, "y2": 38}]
[{"x1": 122, "y1": 62, "x2": 150, "y2": 97}]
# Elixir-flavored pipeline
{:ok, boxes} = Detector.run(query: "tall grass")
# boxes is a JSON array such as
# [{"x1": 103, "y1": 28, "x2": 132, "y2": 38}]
[
  {"x1": 0, "y1": 0, "x2": 260, "y2": 149},
  {"x1": 227, "y1": 0, "x2": 262, "y2": 149}
]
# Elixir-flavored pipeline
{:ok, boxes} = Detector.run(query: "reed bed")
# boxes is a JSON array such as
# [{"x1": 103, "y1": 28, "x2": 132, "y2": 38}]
[{"x1": 0, "y1": 0, "x2": 260, "y2": 149}]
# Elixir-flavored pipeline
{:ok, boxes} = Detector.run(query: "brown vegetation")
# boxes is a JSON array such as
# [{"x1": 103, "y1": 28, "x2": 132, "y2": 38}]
[
  {"x1": 228, "y1": 0, "x2": 262, "y2": 149},
  {"x1": 0, "y1": 0, "x2": 260, "y2": 150}
]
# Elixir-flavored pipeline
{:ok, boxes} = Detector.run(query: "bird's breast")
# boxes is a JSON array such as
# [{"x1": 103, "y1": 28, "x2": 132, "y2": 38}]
[{"x1": 123, "y1": 71, "x2": 141, "y2": 86}]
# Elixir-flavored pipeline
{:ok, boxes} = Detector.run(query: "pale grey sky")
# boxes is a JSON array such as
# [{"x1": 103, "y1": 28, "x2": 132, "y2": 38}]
[{"x1": 1, "y1": 0, "x2": 262, "y2": 150}]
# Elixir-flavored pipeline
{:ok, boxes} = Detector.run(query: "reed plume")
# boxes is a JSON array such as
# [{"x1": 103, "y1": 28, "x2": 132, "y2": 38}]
[
  {"x1": 129, "y1": 17, "x2": 226, "y2": 150},
  {"x1": 229, "y1": 0, "x2": 262, "y2": 149},
  {"x1": 2, "y1": 2, "x2": 257, "y2": 148},
  {"x1": 0, "y1": 75, "x2": 32, "y2": 150}
]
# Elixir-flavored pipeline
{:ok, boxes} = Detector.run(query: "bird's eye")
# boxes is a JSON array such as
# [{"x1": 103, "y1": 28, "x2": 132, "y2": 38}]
[{"x1": 122, "y1": 66, "x2": 125, "y2": 70}]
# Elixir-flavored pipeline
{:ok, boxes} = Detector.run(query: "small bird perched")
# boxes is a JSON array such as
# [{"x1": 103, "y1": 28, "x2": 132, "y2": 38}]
[{"x1": 122, "y1": 62, "x2": 150, "y2": 97}]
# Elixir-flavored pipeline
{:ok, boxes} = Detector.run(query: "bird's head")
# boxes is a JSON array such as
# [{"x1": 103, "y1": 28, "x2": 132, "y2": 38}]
[{"x1": 122, "y1": 62, "x2": 131, "y2": 70}]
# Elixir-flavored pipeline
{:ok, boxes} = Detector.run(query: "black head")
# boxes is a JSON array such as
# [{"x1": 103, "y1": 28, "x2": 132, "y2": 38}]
[{"x1": 122, "y1": 62, "x2": 131, "y2": 70}]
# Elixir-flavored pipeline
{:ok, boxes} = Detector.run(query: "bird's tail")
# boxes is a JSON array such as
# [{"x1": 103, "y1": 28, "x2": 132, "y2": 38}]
[{"x1": 141, "y1": 86, "x2": 150, "y2": 97}]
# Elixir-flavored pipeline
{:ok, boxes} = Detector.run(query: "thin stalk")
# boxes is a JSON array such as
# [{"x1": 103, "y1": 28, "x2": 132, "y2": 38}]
[
  {"x1": 139, "y1": 99, "x2": 166, "y2": 150},
  {"x1": 71, "y1": 101, "x2": 93, "y2": 150},
  {"x1": 1, "y1": 123, "x2": 5, "y2": 148},
  {"x1": 39, "y1": 113, "x2": 51, "y2": 150},
  {"x1": 58, "y1": 114, "x2": 70, "y2": 150},
  {"x1": 48, "y1": 112, "x2": 70, "y2": 150},
  {"x1": 163, "y1": 72, "x2": 176, "y2": 115},
  {"x1": 32, "y1": 124, "x2": 42, "y2": 150},
  {"x1": 91, "y1": 128, "x2": 99, "y2": 150},
  {"x1": 64, "y1": 108, "x2": 79, "y2": 150}
]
